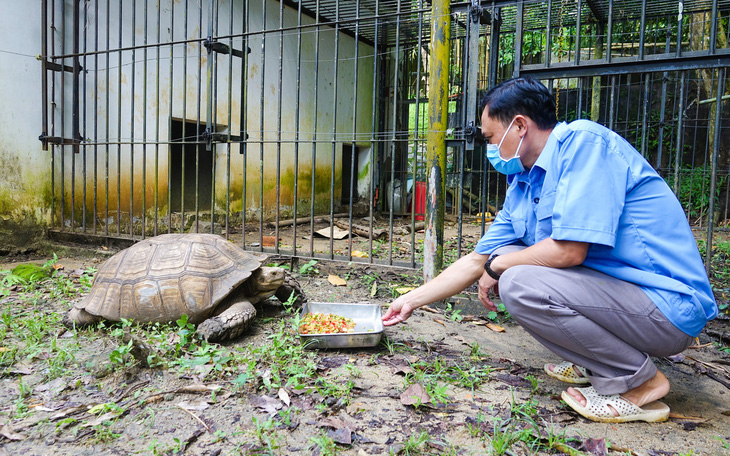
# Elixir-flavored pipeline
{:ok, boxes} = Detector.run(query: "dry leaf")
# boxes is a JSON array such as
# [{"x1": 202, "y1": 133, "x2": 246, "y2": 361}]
[
  {"x1": 82, "y1": 411, "x2": 122, "y2": 428},
  {"x1": 454, "y1": 335, "x2": 469, "y2": 345},
  {"x1": 351, "y1": 250, "x2": 368, "y2": 258},
  {"x1": 0, "y1": 347, "x2": 11, "y2": 353},
  {"x1": 278, "y1": 388, "x2": 291, "y2": 406},
  {"x1": 250, "y1": 395, "x2": 283, "y2": 415},
  {"x1": 420, "y1": 306, "x2": 441, "y2": 314},
  {"x1": 433, "y1": 318, "x2": 446, "y2": 326},
  {"x1": 370, "y1": 281, "x2": 378, "y2": 297},
  {"x1": 400, "y1": 383, "x2": 430, "y2": 406},
  {"x1": 669, "y1": 412, "x2": 707, "y2": 422},
  {"x1": 176, "y1": 400, "x2": 210, "y2": 411},
  {"x1": 176, "y1": 384, "x2": 222, "y2": 394},
  {"x1": 486, "y1": 323, "x2": 505, "y2": 332},
  {"x1": 328, "y1": 275, "x2": 347, "y2": 286},
  {"x1": 395, "y1": 286, "x2": 414, "y2": 295},
  {"x1": 0, "y1": 425, "x2": 26, "y2": 441}
]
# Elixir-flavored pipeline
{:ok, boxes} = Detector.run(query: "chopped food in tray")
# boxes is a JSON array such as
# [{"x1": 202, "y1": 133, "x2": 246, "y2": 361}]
[{"x1": 299, "y1": 312, "x2": 356, "y2": 334}]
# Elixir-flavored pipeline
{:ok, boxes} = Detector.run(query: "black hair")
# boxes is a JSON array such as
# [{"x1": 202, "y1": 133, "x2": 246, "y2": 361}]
[{"x1": 480, "y1": 77, "x2": 558, "y2": 130}]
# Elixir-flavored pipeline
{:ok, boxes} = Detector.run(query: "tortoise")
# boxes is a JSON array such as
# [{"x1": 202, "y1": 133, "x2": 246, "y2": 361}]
[{"x1": 63, "y1": 233, "x2": 304, "y2": 342}]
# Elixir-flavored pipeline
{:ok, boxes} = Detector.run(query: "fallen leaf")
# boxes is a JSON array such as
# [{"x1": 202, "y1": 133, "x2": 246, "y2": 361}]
[
  {"x1": 579, "y1": 437, "x2": 608, "y2": 456},
  {"x1": 328, "y1": 275, "x2": 347, "y2": 286},
  {"x1": 666, "y1": 353, "x2": 686, "y2": 363},
  {"x1": 395, "y1": 286, "x2": 414, "y2": 295},
  {"x1": 433, "y1": 318, "x2": 446, "y2": 326},
  {"x1": 420, "y1": 306, "x2": 441, "y2": 314},
  {"x1": 486, "y1": 323, "x2": 505, "y2": 332},
  {"x1": 176, "y1": 400, "x2": 210, "y2": 411},
  {"x1": 329, "y1": 427, "x2": 352, "y2": 445},
  {"x1": 370, "y1": 281, "x2": 377, "y2": 296},
  {"x1": 278, "y1": 388, "x2": 291, "y2": 406},
  {"x1": 51, "y1": 404, "x2": 91, "y2": 420},
  {"x1": 0, "y1": 347, "x2": 11, "y2": 353},
  {"x1": 400, "y1": 383, "x2": 430, "y2": 406},
  {"x1": 0, "y1": 425, "x2": 26, "y2": 441},
  {"x1": 351, "y1": 250, "x2": 368, "y2": 258},
  {"x1": 176, "y1": 384, "x2": 222, "y2": 394},
  {"x1": 82, "y1": 411, "x2": 122, "y2": 428},
  {"x1": 319, "y1": 416, "x2": 355, "y2": 430},
  {"x1": 669, "y1": 412, "x2": 707, "y2": 422},
  {"x1": 454, "y1": 335, "x2": 469, "y2": 345},
  {"x1": 250, "y1": 395, "x2": 282, "y2": 415}
]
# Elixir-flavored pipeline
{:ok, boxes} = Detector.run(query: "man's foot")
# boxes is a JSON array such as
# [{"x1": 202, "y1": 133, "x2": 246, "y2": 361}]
[{"x1": 564, "y1": 370, "x2": 670, "y2": 416}]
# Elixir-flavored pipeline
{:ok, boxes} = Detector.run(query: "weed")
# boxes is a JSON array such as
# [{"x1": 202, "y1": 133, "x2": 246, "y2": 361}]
[
  {"x1": 89, "y1": 422, "x2": 122, "y2": 443},
  {"x1": 525, "y1": 374, "x2": 540, "y2": 395},
  {"x1": 299, "y1": 259, "x2": 319, "y2": 276},
  {"x1": 380, "y1": 335, "x2": 407, "y2": 355},
  {"x1": 309, "y1": 430, "x2": 339, "y2": 456},
  {"x1": 713, "y1": 435, "x2": 730, "y2": 450},
  {"x1": 444, "y1": 302, "x2": 463, "y2": 322},
  {"x1": 487, "y1": 302, "x2": 511, "y2": 323},
  {"x1": 251, "y1": 416, "x2": 282, "y2": 453}
]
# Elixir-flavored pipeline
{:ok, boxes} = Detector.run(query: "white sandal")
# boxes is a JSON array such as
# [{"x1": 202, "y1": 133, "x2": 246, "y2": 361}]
[
  {"x1": 544, "y1": 361, "x2": 590, "y2": 384},
  {"x1": 561, "y1": 386, "x2": 670, "y2": 423}
]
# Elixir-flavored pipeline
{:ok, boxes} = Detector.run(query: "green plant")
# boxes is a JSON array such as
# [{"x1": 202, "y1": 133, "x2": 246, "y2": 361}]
[
  {"x1": 487, "y1": 302, "x2": 511, "y2": 323},
  {"x1": 299, "y1": 259, "x2": 319, "y2": 276},
  {"x1": 713, "y1": 435, "x2": 730, "y2": 450},
  {"x1": 308, "y1": 430, "x2": 339, "y2": 456},
  {"x1": 444, "y1": 302, "x2": 463, "y2": 322},
  {"x1": 525, "y1": 374, "x2": 540, "y2": 395},
  {"x1": 251, "y1": 416, "x2": 282, "y2": 453},
  {"x1": 396, "y1": 431, "x2": 430, "y2": 455}
]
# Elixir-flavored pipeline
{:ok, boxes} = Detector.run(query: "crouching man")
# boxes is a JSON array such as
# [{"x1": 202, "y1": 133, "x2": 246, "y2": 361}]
[{"x1": 383, "y1": 77, "x2": 717, "y2": 423}]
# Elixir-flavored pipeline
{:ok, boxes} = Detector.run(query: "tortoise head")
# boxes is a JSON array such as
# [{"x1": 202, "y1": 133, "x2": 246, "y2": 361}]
[{"x1": 249, "y1": 266, "x2": 286, "y2": 293}]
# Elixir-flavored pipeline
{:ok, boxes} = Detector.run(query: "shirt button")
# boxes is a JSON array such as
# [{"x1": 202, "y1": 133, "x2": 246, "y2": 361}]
[{"x1": 533, "y1": 198, "x2": 540, "y2": 204}]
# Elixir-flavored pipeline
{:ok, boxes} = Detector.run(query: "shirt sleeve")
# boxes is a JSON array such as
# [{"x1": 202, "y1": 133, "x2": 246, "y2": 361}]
[
  {"x1": 550, "y1": 130, "x2": 630, "y2": 247},
  {"x1": 474, "y1": 202, "x2": 521, "y2": 255}
]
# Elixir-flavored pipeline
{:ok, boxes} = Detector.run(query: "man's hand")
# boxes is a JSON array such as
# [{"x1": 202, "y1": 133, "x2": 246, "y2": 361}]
[
  {"x1": 382, "y1": 295, "x2": 418, "y2": 326},
  {"x1": 478, "y1": 270, "x2": 499, "y2": 312}
]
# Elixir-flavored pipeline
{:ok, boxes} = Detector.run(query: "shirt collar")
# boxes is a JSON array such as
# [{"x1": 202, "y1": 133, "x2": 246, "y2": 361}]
[{"x1": 532, "y1": 122, "x2": 568, "y2": 173}]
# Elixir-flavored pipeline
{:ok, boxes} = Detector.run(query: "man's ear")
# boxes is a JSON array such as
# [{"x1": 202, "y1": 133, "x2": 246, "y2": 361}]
[{"x1": 514, "y1": 115, "x2": 529, "y2": 133}]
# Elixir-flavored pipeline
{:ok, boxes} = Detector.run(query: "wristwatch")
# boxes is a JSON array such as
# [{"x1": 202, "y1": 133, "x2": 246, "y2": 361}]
[{"x1": 484, "y1": 254, "x2": 501, "y2": 280}]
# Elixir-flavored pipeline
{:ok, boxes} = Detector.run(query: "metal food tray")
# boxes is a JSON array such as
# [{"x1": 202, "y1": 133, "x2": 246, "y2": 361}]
[{"x1": 298, "y1": 302, "x2": 384, "y2": 349}]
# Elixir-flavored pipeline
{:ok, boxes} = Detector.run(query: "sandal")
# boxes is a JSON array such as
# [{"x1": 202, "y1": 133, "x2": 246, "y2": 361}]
[
  {"x1": 561, "y1": 386, "x2": 670, "y2": 423},
  {"x1": 544, "y1": 362, "x2": 590, "y2": 384}
]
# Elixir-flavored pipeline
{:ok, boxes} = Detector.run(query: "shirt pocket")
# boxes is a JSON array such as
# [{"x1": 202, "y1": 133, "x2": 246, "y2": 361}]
[
  {"x1": 511, "y1": 217, "x2": 526, "y2": 240},
  {"x1": 535, "y1": 191, "x2": 556, "y2": 241}
]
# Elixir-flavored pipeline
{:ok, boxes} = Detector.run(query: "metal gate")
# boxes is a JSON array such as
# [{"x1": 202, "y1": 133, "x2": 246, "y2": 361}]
[
  {"x1": 39, "y1": 0, "x2": 499, "y2": 273},
  {"x1": 39, "y1": 0, "x2": 730, "y2": 281}
]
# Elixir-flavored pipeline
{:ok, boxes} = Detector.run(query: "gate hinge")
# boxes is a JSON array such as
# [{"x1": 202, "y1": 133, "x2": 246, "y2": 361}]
[
  {"x1": 470, "y1": 0, "x2": 482, "y2": 23},
  {"x1": 463, "y1": 122, "x2": 485, "y2": 144}
]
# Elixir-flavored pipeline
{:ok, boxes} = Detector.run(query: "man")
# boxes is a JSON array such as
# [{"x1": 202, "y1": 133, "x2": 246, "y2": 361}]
[{"x1": 382, "y1": 77, "x2": 717, "y2": 423}]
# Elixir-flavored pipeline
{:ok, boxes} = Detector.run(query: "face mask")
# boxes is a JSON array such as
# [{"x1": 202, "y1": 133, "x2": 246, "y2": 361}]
[{"x1": 486, "y1": 117, "x2": 525, "y2": 175}]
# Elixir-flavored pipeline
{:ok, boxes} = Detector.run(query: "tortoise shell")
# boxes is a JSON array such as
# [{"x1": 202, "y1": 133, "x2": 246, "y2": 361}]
[{"x1": 75, "y1": 233, "x2": 263, "y2": 324}]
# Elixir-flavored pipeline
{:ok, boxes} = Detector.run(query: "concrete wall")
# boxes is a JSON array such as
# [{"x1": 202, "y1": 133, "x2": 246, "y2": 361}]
[{"x1": 0, "y1": 1, "x2": 48, "y2": 248}]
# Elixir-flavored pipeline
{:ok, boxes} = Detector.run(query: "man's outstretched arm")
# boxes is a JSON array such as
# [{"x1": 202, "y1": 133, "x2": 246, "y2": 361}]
[{"x1": 382, "y1": 251, "x2": 489, "y2": 326}]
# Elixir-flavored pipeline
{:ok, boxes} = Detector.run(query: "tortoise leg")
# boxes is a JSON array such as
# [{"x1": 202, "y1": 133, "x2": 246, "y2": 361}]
[
  {"x1": 196, "y1": 299, "x2": 257, "y2": 342},
  {"x1": 63, "y1": 307, "x2": 103, "y2": 328},
  {"x1": 274, "y1": 270, "x2": 306, "y2": 307}
]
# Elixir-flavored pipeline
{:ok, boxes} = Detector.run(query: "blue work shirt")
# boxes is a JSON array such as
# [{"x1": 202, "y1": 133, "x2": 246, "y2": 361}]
[{"x1": 475, "y1": 120, "x2": 717, "y2": 337}]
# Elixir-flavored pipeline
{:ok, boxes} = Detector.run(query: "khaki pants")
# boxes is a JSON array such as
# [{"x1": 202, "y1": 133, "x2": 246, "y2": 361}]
[{"x1": 494, "y1": 245, "x2": 695, "y2": 395}]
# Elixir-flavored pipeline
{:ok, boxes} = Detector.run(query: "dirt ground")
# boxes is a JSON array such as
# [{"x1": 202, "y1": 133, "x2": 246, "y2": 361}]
[{"x1": 1, "y1": 232, "x2": 730, "y2": 456}]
